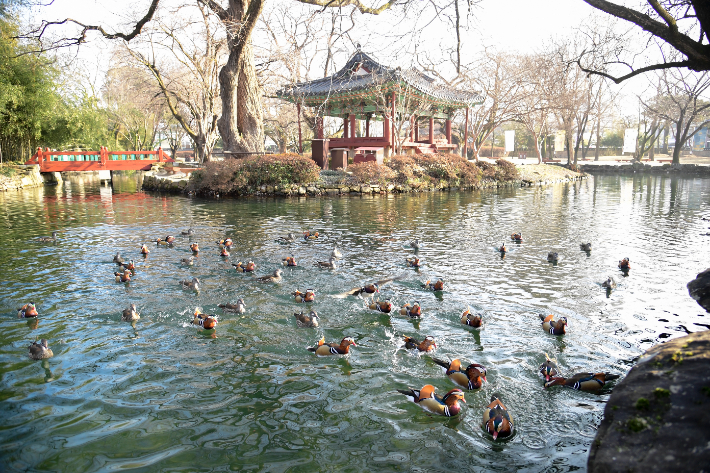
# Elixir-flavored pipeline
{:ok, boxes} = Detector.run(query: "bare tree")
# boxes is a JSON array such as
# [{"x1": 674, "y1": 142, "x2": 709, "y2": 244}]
[
  {"x1": 513, "y1": 54, "x2": 552, "y2": 164},
  {"x1": 641, "y1": 67, "x2": 710, "y2": 163}
]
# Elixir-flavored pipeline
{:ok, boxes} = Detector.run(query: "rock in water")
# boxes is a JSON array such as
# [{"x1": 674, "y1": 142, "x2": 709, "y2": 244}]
[
  {"x1": 587, "y1": 330, "x2": 710, "y2": 473},
  {"x1": 687, "y1": 268, "x2": 710, "y2": 312}
]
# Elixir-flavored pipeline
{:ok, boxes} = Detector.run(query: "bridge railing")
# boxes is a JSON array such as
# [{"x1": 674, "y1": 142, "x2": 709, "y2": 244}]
[{"x1": 27, "y1": 147, "x2": 169, "y2": 165}]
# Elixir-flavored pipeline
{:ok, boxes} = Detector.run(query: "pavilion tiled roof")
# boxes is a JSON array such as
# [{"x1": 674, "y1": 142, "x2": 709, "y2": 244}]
[{"x1": 277, "y1": 50, "x2": 483, "y2": 107}]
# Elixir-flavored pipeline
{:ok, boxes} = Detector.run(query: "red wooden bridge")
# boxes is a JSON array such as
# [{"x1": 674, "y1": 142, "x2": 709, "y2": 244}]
[{"x1": 25, "y1": 147, "x2": 175, "y2": 172}]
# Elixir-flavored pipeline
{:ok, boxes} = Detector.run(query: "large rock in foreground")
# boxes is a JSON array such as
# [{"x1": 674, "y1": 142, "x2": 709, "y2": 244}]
[
  {"x1": 688, "y1": 268, "x2": 710, "y2": 312},
  {"x1": 588, "y1": 330, "x2": 710, "y2": 473}
]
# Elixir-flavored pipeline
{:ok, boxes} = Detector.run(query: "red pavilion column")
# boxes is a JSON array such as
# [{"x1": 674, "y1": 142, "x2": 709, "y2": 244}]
[
  {"x1": 343, "y1": 115, "x2": 349, "y2": 139},
  {"x1": 445, "y1": 118, "x2": 452, "y2": 144},
  {"x1": 349, "y1": 114, "x2": 356, "y2": 139},
  {"x1": 428, "y1": 116, "x2": 434, "y2": 145},
  {"x1": 415, "y1": 117, "x2": 419, "y2": 142}
]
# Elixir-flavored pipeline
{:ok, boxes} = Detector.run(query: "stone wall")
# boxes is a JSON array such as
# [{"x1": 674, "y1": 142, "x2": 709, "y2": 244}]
[
  {"x1": 0, "y1": 165, "x2": 45, "y2": 192},
  {"x1": 577, "y1": 162, "x2": 710, "y2": 176}
]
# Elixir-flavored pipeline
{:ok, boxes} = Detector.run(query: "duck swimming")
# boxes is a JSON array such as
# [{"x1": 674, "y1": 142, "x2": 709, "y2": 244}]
[
  {"x1": 315, "y1": 256, "x2": 336, "y2": 269},
  {"x1": 601, "y1": 276, "x2": 617, "y2": 289},
  {"x1": 282, "y1": 256, "x2": 297, "y2": 266},
  {"x1": 118, "y1": 260, "x2": 135, "y2": 272},
  {"x1": 121, "y1": 303, "x2": 140, "y2": 322},
  {"x1": 232, "y1": 261, "x2": 256, "y2": 273},
  {"x1": 337, "y1": 277, "x2": 399, "y2": 298},
  {"x1": 181, "y1": 228, "x2": 194, "y2": 235},
  {"x1": 497, "y1": 244, "x2": 507, "y2": 254},
  {"x1": 539, "y1": 353, "x2": 561, "y2": 382},
  {"x1": 409, "y1": 239, "x2": 421, "y2": 250},
  {"x1": 307, "y1": 336, "x2": 356, "y2": 356},
  {"x1": 220, "y1": 246, "x2": 230, "y2": 257},
  {"x1": 403, "y1": 335, "x2": 437, "y2": 352},
  {"x1": 547, "y1": 252, "x2": 559, "y2": 262},
  {"x1": 257, "y1": 269, "x2": 283, "y2": 283},
  {"x1": 181, "y1": 256, "x2": 194, "y2": 266},
  {"x1": 115, "y1": 269, "x2": 131, "y2": 283},
  {"x1": 331, "y1": 246, "x2": 342, "y2": 258},
  {"x1": 180, "y1": 277, "x2": 200, "y2": 291},
  {"x1": 397, "y1": 385, "x2": 465, "y2": 417},
  {"x1": 544, "y1": 372, "x2": 620, "y2": 392},
  {"x1": 432, "y1": 358, "x2": 487, "y2": 390},
  {"x1": 421, "y1": 279, "x2": 444, "y2": 291},
  {"x1": 217, "y1": 238, "x2": 233, "y2": 248},
  {"x1": 482, "y1": 396, "x2": 514, "y2": 440},
  {"x1": 218, "y1": 298, "x2": 246, "y2": 313},
  {"x1": 460, "y1": 308, "x2": 482, "y2": 328},
  {"x1": 140, "y1": 244, "x2": 150, "y2": 255},
  {"x1": 28, "y1": 339, "x2": 53, "y2": 360},
  {"x1": 303, "y1": 230, "x2": 319, "y2": 241},
  {"x1": 277, "y1": 233, "x2": 296, "y2": 243},
  {"x1": 511, "y1": 232, "x2": 523, "y2": 242},
  {"x1": 540, "y1": 314, "x2": 567, "y2": 335},
  {"x1": 294, "y1": 310, "x2": 319, "y2": 327},
  {"x1": 192, "y1": 308, "x2": 216, "y2": 329},
  {"x1": 406, "y1": 257, "x2": 421, "y2": 268},
  {"x1": 36, "y1": 231, "x2": 58, "y2": 242},
  {"x1": 580, "y1": 242, "x2": 592, "y2": 252},
  {"x1": 113, "y1": 252, "x2": 124, "y2": 264},
  {"x1": 17, "y1": 303, "x2": 38, "y2": 318},
  {"x1": 190, "y1": 243, "x2": 199, "y2": 253},
  {"x1": 400, "y1": 301, "x2": 422, "y2": 318},
  {"x1": 368, "y1": 298, "x2": 393, "y2": 313},
  {"x1": 619, "y1": 258, "x2": 630, "y2": 271},
  {"x1": 292, "y1": 289, "x2": 315, "y2": 303}
]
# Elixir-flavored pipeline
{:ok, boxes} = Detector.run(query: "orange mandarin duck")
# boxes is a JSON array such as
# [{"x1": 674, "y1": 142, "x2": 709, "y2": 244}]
[
  {"x1": 115, "y1": 269, "x2": 131, "y2": 283},
  {"x1": 192, "y1": 308, "x2": 217, "y2": 330},
  {"x1": 400, "y1": 301, "x2": 422, "y2": 318},
  {"x1": 292, "y1": 289, "x2": 315, "y2": 303},
  {"x1": 619, "y1": 258, "x2": 630, "y2": 271},
  {"x1": 540, "y1": 314, "x2": 567, "y2": 335},
  {"x1": 217, "y1": 238, "x2": 233, "y2": 248},
  {"x1": 397, "y1": 385, "x2": 465, "y2": 417},
  {"x1": 303, "y1": 230, "x2": 320, "y2": 241},
  {"x1": 119, "y1": 260, "x2": 135, "y2": 272},
  {"x1": 483, "y1": 396, "x2": 514, "y2": 441},
  {"x1": 544, "y1": 372, "x2": 620, "y2": 392},
  {"x1": 461, "y1": 308, "x2": 483, "y2": 328},
  {"x1": 220, "y1": 246, "x2": 230, "y2": 257},
  {"x1": 497, "y1": 243, "x2": 507, "y2": 254},
  {"x1": 368, "y1": 298, "x2": 393, "y2": 313},
  {"x1": 140, "y1": 244, "x2": 150, "y2": 255},
  {"x1": 421, "y1": 279, "x2": 444, "y2": 291},
  {"x1": 539, "y1": 353, "x2": 561, "y2": 382},
  {"x1": 17, "y1": 303, "x2": 39, "y2": 318},
  {"x1": 406, "y1": 257, "x2": 421, "y2": 268},
  {"x1": 282, "y1": 256, "x2": 297, "y2": 266},
  {"x1": 511, "y1": 232, "x2": 523, "y2": 242},
  {"x1": 232, "y1": 261, "x2": 256, "y2": 273},
  {"x1": 307, "y1": 336, "x2": 356, "y2": 356},
  {"x1": 165, "y1": 235, "x2": 176, "y2": 243},
  {"x1": 403, "y1": 335, "x2": 436, "y2": 352},
  {"x1": 190, "y1": 243, "x2": 199, "y2": 253},
  {"x1": 294, "y1": 310, "x2": 319, "y2": 327},
  {"x1": 432, "y1": 358, "x2": 487, "y2": 390}
]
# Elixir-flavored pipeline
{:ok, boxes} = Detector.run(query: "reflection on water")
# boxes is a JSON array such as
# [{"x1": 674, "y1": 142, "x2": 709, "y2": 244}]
[{"x1": 0, "y1": 174, "x2": 709, "y2": 472}]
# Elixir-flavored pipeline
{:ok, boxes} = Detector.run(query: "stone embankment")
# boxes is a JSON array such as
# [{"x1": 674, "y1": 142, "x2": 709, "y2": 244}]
[
  {"x1": 0, "y1": 165, "x2": 47, "y2": 191},
  {"x1": 578, "y1": 162, "x2": 710, "y2": 176}
]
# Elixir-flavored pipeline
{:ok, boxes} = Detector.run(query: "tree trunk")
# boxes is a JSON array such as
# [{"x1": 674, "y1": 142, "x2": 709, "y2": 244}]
[
  {"x1": 662, "y1": 123, "x2": 669, "y2": 154},
  {"x1": 534, "y1": 136, "x2": 542, "y2": 164},
  {"x1": 594, "y1": 119, "x2": 601, "y2": 161}
]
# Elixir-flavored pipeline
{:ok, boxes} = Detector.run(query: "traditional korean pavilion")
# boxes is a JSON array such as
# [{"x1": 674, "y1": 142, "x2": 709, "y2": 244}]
[{"x1": 276, "y1": 48, "x2": 483, "y2": 168}]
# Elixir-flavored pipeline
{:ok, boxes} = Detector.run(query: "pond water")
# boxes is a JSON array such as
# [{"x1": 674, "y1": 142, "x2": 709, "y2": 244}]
[{"x1": 1, "y1": 174, "x2": 709, "y2": 472}]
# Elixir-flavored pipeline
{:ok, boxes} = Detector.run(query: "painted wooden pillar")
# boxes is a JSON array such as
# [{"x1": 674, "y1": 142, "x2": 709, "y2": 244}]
[
  {"x1": 365, "y1": 115, "x2": 370, "y2": 138},
  {"x1": 415, "y1": 117, "x2": 419, "y2": 141},
  {"x1": 383, "y1": 111, "x2": 389, "y2": 143},
  {"x1": 409, "y1": 116, "x2": 415, "y2": 142},
  {"x1": 429, "y1": 116, "x2": 434, "y2": 145},
  {"x1": 316, "y1": 117, "x2": 324, "y2": 139},
  {"x1": 463, "y1": 108, "x2": 469, "y2": 158},
  {"x1": 445, "y1": 118, "x2": 452, "y2": 144},
  {"x1": 344, "y1": 115, "x2": 349, "y2": 139},
  {"x1": 349, "y1": 114, "x2": 356, "y2": 140},
  {"x1": 297, "y1": 103, "x2": 303, "y2": 154}
]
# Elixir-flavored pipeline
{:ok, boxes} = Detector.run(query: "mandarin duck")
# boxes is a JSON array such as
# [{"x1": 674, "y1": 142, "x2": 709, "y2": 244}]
[
  {"x1": 338, "y1": 276, "x2": 399, "y2": 298},
  {"x1": 155, "y1": 238, "x2": 172, "y2": 246},
  {"x1": 303, "y1": 230, "x2": 320, "y2": 241},
  {"x1": 540, "y1": 314, "x2": 567, "y2": 335},
  {"x1": 432, "y1": 358, "x2": 487, "y2": 390},
  {"x1": 28, "y1": 339, "x2": 53, "y2": 360},
  {"x1": 113, "y1": 252, "x2": 124, "y2": 264},
  {"x1": 406, "y1": 257, "x2": 421, "y2": 268},
  {"x1": 483, "y1": 396, "x2": 514, "y2": 440},
  {"x1": 17, "y1": 303, "x2": 39, "y2": 318},
  {"x1": 461, "y1": 308, "x2": 482, "y2": 328},
  {"x1": 400, "y1": 302, "x2": 422, "y2": 318},
  {"x1": 220, "y1": 246, "x2": 230, "y2": 257},
  {"x1": 217, "y1": 238, "x2": 233, "y2": 248},
  {"x1": 257, "y1": 269, "x2": 283, "y2": 283},
  {"x1": 115, "y1": 269, "x2": 131, "y2": 283},
  {"x1": 315, "y1": 256, "x2": 336, "y2": 269},
  {"x1": 547, "y1": 252, "x2": 559, "y2": 262},
  {"x1": 140, "y1": 244, "x2": 150, "y2": 255},
  {"x1": 619, "y1": 258, "x2": 630, "y2": 271},
  {"x1": 497, "y1": 244, "x2": 507, "y2": 254},
  {"x1": 119, "y1": 260, "x2": 135, "y2": 272},
  {"x1": 294, "y1": 310, "x2": 319, "y2": 327},
  {"x1": 192, "y1": 308, "x2": 217, "y2": 330},
  {"x1": 397, "y1": 384, "x2": 465, "y2": 417},
  {"x1": 539, "y1": 353, "x2": 561, "y2": 382},
  {"x1": 601, "y1": 276, "x2": 617, "y2": 289},
  {"x1": 331, "y1": 246, "x2": 342, "y2": 259},
  {"x1": 36, "y1": 231, "x2": 58, "y2": 242},
  {"x1": 277, "y1": 233, "x2": 296, "y2": 243},
  {"x1": 121, "y1": 303, "x2": 140, "y2": 322},
  {"x1": 368, "y1": 298, "x2": 393, "y2": 313},
  {"x1": 282, "y1": 256, "x2": 297, "y2": 267},
  {"x1": 181, "y1": 256, "x2": 194, "y2": 266},
  {"x1": 232, "y1": 261, "x2": 256, "y2": 273},
  {"x1": 307, "y1": 336, "x2": 356, "y2": 356},
  {"x1": 409, "y1": 239, "x2": 421, "y2": 250},
  {"x1": 219, "y1": 298, "x2": 246, "y2": 313},
  {"x1": 190, "y1": 243, "x2": 199, "y2": 253},
  {"x1": 544, "y1": 372, "x2": 620, "y2": 392},
  {"x1": 180, "y1": 277, "x2": 200, "y2": 291},
  {"x1": 511, "y1": 232, "x2": 523, "y2": 241},
  {"x1": 403, "y1": 335, "x2": 437, "y2": 352},
  {"x1": 580, "y1": 242, "x2": 592, "y2": 252},
  {"x1": 421, "y1": 279, "x2": 444, "y2": 291},
  {"x1": 292, "y1": 289, "x2": 315, "y2": 303},
  {"x1": 165, "y1": 235, "x2": 176, "y2": 243}
]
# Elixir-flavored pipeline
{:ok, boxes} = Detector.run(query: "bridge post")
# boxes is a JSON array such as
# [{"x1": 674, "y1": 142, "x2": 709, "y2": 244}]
[
  {"x1": 158, "y1": 147, "x2": 164, "y2": 162},
  {"x1": 100, "y1": 146, "x2": 108, "y2": 166},
  {"x1": 35, "y1": 147, "x2": 43, "y2": 163}
]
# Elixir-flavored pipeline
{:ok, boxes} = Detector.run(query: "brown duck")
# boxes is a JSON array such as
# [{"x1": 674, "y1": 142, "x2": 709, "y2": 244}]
[
  {"x1": 307, "y1": 336, "x2": 356, "y2": 356},
  {"x1": 544, "y1": 372, "x2": 620, "y2": 392},
  {"x1": 403, "y1": 335, "x2": 436, "y2": 352},
  {"x1": 294, "y1": 310, "x2": 319, "y2": 327},
  {"x1": 460, "y1": 308, "x2": 482, "y2": 328}
]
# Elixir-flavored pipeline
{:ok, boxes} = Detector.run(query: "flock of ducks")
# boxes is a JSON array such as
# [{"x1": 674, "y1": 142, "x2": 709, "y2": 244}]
[{"x1": 20, "y1": 228, "x2": 631, "y2": 442}]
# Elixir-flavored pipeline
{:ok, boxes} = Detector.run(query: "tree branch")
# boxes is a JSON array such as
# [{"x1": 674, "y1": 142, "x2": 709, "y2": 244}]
[{"x1": 577, "y1": 58, "x2": 692, "y2": 84}]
